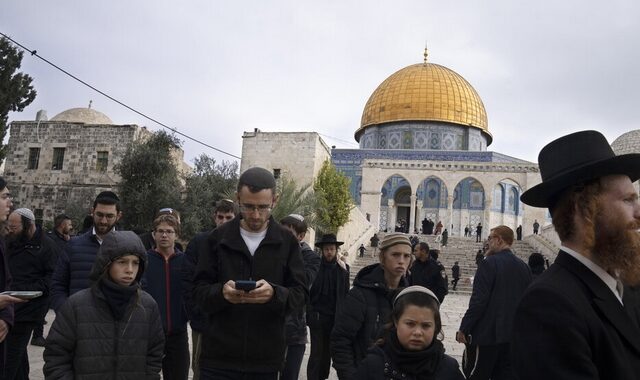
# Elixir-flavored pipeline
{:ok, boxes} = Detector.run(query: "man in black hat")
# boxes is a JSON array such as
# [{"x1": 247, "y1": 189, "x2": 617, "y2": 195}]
[
  {"x1": 306, "y1": 233, "x2": 349, "y2": 380},
  {"x1": 512, "y1": 130, "x2": 640, "y2": 379},
  {"x1": 50, "y1": 190, "x2": 122, "y2": 311},
  {"x1": 193, "y1": 167, "x2": 307, "y2": 379}
]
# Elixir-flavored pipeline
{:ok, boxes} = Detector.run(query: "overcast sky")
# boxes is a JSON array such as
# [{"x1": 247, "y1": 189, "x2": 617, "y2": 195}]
[{"x1": 3, "y1": 1, "x2": 639, "y2": 166}]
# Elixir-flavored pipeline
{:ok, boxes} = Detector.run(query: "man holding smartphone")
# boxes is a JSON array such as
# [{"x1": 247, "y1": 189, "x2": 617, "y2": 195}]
[{"x1": 193, "y1": 167, "x2": 307, "y2": 380}]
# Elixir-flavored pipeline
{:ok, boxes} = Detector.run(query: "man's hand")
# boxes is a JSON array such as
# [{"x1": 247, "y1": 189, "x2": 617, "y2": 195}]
[
  {"x1": 222, "y1": 280, "x2": 274, "y2": 304},
  {"x1": 456, "y1": 330, "x2": 468, "y2": 344},
  {"x1": 244, "y1": 280, "x2": 274, "y2": 304},
  {"x1": 0, "y1": 320, "x2": 8, "y2": 343},
  {"x1": 0, "y1": 294, "x2": 25, "y2": 309}
]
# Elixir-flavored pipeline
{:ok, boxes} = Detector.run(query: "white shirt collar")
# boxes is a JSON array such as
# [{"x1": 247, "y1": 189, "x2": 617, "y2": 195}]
[{"x1": 561, "y1": 245, "x2": 623, "y2": 305}]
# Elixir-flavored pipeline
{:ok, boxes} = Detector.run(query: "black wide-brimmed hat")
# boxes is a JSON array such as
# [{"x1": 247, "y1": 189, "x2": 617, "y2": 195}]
[
  {"x1": 520, "y1": 130, "x2": 640, "y2": 207},
  {"x1": 316, "y1": 233, "x2": 344, "y2": 247}
]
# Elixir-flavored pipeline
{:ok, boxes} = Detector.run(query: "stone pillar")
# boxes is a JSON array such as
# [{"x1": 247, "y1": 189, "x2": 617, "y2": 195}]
[
  {"x1": 388, "y1": 199, "x2": 396, "y2": 231},
  {"x1": 447, "y1": 195, "x2": 454, "y2": 229},
  {"x1": 416, "y1": 200, "x2": 423, "y2": 233},
  {"x1": 483, "y1": 191, "x2": 493, "y2": 235},
  {"x1": 409, "y1": 195, "x2": 417, "y2": 233}
]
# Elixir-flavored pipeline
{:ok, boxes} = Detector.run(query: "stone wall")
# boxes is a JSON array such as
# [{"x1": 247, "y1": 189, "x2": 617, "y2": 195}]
[
  {"x1": 4, "y1": 120, "x2": 189, "y2": 224},
  {"x1": 240, "y1": 130, "x2": 331, "y2": 186}
]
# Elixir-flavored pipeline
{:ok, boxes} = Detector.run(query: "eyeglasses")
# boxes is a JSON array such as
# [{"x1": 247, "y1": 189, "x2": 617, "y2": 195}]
[
  {"x1": 240, "y1": 204, "x2": 272, "y2": 214},
  {"x1": 155, "y1": 229, "x2": 175, "y2": 236}
]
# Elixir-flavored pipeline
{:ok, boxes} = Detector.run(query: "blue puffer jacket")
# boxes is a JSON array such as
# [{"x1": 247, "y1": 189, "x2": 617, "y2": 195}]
[
  {"x1": 142, "y1": 249, "x2": 189, "y2": 335},
  {"x1": 50, "y1": 230, "x2": 101, "y2": 311}
]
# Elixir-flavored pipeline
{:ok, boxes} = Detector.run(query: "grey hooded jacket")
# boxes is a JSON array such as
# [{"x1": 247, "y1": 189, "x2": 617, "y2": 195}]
[{"x1": 44, "y1": 231, "x2": 165, "y2": 380}]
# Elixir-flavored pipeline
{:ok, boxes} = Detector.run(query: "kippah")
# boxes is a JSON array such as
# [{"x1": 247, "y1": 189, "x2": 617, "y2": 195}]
[
  {"x1": 239, "y1": 167, "x2": 276, "y2": 189},
  {"x1": 288, "y1": 214, "x2": 304, "y2": 221},
  {"x1": 394, "y1": 285, "x2": 440, "y2": 307},
  {"x1": 379, "y1": 232, "x2": 412, "y2": 251},
  {"x1": 96, "y1": 190, "x2": 120, "y2": 202},
  {"x1": 14, "y1": 208, "x2": 35, "y2": 221}
]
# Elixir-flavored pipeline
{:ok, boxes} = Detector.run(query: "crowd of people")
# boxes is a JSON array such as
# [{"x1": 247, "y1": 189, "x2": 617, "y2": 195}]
[{"x1": 0, "y1": 129, "x2": 639, "y2": 379}]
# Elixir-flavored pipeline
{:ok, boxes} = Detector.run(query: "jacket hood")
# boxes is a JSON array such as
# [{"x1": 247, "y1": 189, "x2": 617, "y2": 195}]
[
  {"x1": 353, "y1": 263, "x2": 387, "y2": 289},
  {"x1": 354, "y1": 263, "x2": 409, "y2": 292},
  {"x1": 89, "y1": 231, "x2": 147, "y2": 284}
]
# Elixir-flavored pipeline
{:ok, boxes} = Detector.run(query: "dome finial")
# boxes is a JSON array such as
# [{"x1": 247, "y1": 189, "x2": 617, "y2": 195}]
[{"x1": 423, "y1": 42, "x2": 429, "y2": 64}]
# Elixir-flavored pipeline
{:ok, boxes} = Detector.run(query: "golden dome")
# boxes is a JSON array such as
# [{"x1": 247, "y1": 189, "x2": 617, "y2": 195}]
[{"x1": 356, "y1": 62, "x2": 490, "y2": 144}]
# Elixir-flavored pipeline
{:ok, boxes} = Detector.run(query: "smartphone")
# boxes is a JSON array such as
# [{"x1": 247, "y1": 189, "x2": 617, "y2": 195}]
[
  {"x1": 1, "y1": 291, "x2": 43, "y2": 300},
  {"x1": 235, "y1": 280, "x2": 257, "y2": 292}
]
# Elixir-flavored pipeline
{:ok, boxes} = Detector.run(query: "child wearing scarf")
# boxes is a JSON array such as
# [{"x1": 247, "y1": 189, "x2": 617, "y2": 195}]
[
  {"x1": 44, "y1": 231, "x2": 164, "y2": 379},
  {"x1": 356, "y1": 286, "x2": 464, "y2": 380}
]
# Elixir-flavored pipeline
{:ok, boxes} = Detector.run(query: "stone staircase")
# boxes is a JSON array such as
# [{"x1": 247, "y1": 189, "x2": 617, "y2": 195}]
[{"x1": 348, "y1": 233, "x2": 543, "y2": 294}]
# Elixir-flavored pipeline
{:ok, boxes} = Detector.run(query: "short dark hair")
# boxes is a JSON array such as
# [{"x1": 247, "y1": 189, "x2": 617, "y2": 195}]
[
  {"x1": 215, "y1": 199, "x2": 238, "y2": 215},
  {"x1": 280, "y1": 215, "x2": 308, "y2": 234},
  {"x1": 153, "y1": 214, "x2": 181, "y2": 236},
  {"x1": 93, "y1": 191, "x2": 121, "y2": 212},
  {"x1": 417, "y1": 242, "x2": 429, "y2": 252},
  {"x1": 0, "y1": 177, "x2": 6, "y2": 191},
  {"x1": 54, "y1": 214, "x2": 71, "y2": 228}
]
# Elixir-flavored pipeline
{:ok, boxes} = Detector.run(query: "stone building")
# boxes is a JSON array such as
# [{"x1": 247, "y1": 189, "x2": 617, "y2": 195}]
[{"x1": 4, "y1": 106, "x2": 190, "y2": 226}]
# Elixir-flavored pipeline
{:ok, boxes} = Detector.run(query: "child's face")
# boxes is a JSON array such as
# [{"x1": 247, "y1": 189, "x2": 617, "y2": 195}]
[
  {"x1": 395, "y1": 305, "x2": 436, "y2": 351},
  {"x1": 109, "y1": 254, "x2": 140, "y2": 286}
]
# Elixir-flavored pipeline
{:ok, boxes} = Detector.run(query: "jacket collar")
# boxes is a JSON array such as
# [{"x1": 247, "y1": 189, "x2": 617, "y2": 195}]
[
  {"x1": 218, "y1": 215, "x2": 284, "y2": 257},
  {"x1": 557, "y1": 250, "x2": 640, "y2": 355}
]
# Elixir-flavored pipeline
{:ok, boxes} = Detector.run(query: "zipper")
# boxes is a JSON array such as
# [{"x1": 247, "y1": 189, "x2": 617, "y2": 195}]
[
  {"x1": 164, "y1": 256, "x2": 172, "y2": 335},
  {"x1": 112, "y1": 320, "x2": 119, "y2": 379}
]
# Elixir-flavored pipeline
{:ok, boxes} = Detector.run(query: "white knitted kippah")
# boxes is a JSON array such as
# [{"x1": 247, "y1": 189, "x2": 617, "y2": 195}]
[{"x1": 14, "y1": 208, "x2": 35, "y2": 221}]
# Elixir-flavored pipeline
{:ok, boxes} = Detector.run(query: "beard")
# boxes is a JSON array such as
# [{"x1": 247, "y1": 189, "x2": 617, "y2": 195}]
[{"x1": 592, "y1": 219, "x2": 640, "y2": 286}]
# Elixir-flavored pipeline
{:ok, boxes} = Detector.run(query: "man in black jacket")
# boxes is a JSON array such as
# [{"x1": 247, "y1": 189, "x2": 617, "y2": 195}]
[
  {"x1": 456, "y1": 225, "x2": 531, "y2": 380},
  {"x1": 307, "y1": 233, "x2": 349, "y2": 380},
  {"x1": 183, "y1": 199, "x2": 237, "y2": 380},
  {"x1": 193, "y1": 167, "x2": 307, "y2": 379},
  {"x1": 409, "y1": 242, "x2": 447, "y2": 303},
  {"x1": 5, "y1": 208, "x2": 59, "y2": 379},
  {"x1": 513, "y1": 130, "x2": 640, "y2": 379}
]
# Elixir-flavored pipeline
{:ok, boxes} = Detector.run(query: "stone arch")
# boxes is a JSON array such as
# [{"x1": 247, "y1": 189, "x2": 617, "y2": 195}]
[
  {"x1": 416, "y1": 176, "x2": 448, "y2": 208},
  {"x1": 453, "y1": 177, "x2": 485, "y2": 210},
  {"x1": 493, "y1": 183, "x2": 505, "y2": 212},
  {"x1": 379, "y1": 174, "x2": 412, "y2": 232},
  {"x1": 495, "y1": 178, "x2": 522, "y2": 216}
]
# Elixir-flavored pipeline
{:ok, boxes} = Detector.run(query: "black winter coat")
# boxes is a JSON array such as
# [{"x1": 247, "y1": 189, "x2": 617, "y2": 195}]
[
  {"x1": 44, "y1": 231, "x2": 164, "y2": 379},
  {"x1": 50, "y1": 231, "x2": 101, "y2": 311},
  {"x1": 7, "y1": 228, "x2": 59, "y2": 322},
  {"x1": 285, "y1": 241, "x2": 320, "y2": 345},
  {"x1": 355, "y1": 345, "x2": 464, "y2": 380},
  {"x1": 409, "y1": 258, "x2": 447, "y2": 303},
  {"x1": 331, "y1": 263, "x2": 408, "y2": 380},
  {"x1": 44, "y1": 286, "x2": 165, "y2": 379},
  {"x1": 193, "y1": 216, "x2": 308, "y2": 372},
  {"x1": 307, "y1": 256, "x2": 350, "y2": 329}
]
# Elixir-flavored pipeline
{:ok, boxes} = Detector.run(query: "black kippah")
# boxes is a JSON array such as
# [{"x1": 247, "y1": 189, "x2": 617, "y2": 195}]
[
  {"x1": 239, "y1": 167, "x2": 276, "y2": 190},
  {"x1": 96, "y1": 190, "x2": 120, "y2": 202}
]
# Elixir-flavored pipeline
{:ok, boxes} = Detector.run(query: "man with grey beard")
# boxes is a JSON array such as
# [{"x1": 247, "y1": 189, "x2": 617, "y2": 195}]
[{"x1": 513, "y1": 130, "x2": 640, "y2": 380}]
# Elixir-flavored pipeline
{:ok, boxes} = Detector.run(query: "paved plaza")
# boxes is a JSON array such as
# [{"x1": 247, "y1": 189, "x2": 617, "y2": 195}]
[{"x1": 25, "y1": 292, "x2": 470, "y2": 379}]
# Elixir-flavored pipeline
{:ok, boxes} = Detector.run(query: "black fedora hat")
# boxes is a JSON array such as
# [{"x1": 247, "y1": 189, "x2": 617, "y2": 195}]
[
  {"x1": 521, "y1": 130, "x2": 640, "y2": 207},
  {"x1": 316, "y1": 233, "x2": 344, "y2": 247}
]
